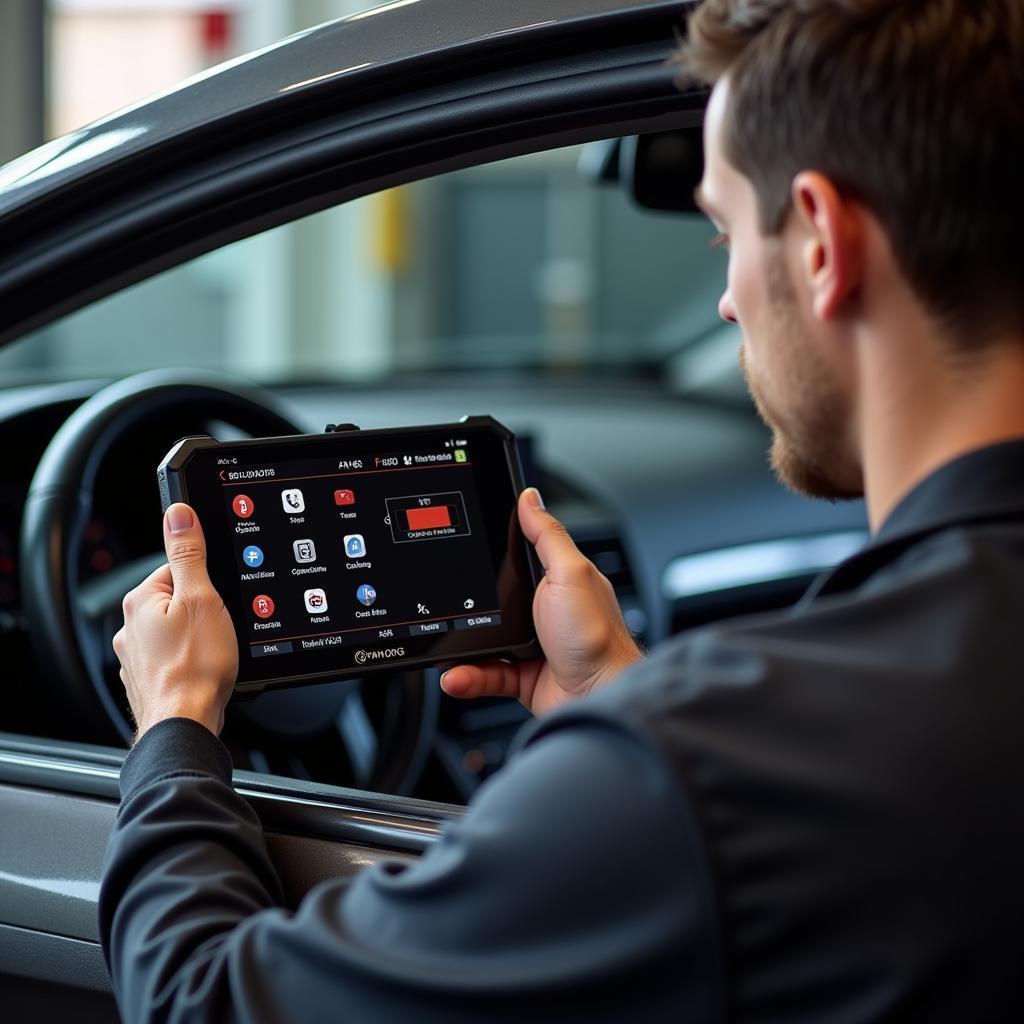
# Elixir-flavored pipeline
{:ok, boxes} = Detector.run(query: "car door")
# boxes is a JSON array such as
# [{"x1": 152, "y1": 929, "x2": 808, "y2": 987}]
[{"x1": 0, "y1": 2, "x2": 702, "y2": 1014}]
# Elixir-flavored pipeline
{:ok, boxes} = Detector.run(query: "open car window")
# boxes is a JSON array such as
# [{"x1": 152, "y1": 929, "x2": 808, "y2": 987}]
[{"x1": 0, "y1": 144, "x2": 732, "y2": 391}]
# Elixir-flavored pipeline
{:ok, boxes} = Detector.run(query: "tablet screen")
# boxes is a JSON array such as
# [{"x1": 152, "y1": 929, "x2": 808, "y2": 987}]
[{"x1": 163, "y1": 420, "x2": 537, "y2": 691}]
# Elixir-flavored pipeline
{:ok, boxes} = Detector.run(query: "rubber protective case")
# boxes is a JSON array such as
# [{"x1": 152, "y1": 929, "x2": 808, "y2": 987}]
[{"x1": 158, "y1": 415, "x2": 540, "y2": 695}]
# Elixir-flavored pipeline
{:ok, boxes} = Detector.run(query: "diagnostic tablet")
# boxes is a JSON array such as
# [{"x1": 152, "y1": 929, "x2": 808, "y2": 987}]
[{"x1": 158, "y1": 417, "x2": 539, "y2": 694}]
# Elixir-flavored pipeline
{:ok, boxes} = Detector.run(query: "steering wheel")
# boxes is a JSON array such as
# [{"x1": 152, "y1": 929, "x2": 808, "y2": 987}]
[{"x1": 20, "y1": 370, "x2": 438, "y2": 795}]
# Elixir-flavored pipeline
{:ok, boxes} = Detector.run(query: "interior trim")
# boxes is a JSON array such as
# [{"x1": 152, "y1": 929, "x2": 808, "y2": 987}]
[
  {"x1": 0, "y1": 922, "x2": 111, "y2": 993},
  {"x1": 663, "y1": 530, "x2": 869, "y2": 601},
  {"x1": 0, "y1": 744, "x2": 457, "y2": 853}
]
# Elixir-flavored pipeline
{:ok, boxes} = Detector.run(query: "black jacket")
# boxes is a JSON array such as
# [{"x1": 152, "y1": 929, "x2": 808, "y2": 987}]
[{"x1": 100, "y1": 440, "x2": 1024, "y2": 1022}]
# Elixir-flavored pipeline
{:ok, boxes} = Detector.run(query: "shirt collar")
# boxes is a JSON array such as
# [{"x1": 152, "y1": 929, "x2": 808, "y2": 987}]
[
  {"x1": 875, "y1": 438, "x2": 1024, "y2": 545},
  {"x1": 804, "y1": 439, "x2": 1024, "y2": 602}
]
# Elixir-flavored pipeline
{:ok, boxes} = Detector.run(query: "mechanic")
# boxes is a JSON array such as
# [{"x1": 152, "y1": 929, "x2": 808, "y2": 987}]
[{"x1": 101, "y1": 1, "x2": 1024, "y2": 1020}]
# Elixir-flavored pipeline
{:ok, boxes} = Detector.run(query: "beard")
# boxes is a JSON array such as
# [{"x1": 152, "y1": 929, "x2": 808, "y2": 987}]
[{"x1": 740, "y1": 254, "x2": 863, "y2": 502}]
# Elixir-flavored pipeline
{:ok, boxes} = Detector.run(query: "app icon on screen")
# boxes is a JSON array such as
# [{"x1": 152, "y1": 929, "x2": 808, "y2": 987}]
[
  {"x1": 293, "y1": 539, "x2": 317, "y2": 563},
  {"x1": 281, "y1": 488, "x2": 305, "y2": 513},
  {"x1": 454, "y1": 449, "x2": 467, "y2": 463},
  {"x1": 344, "y1": 534, "x2": 367, "y2": 558},
  {"x1": 232, "y1": 494, "x2": 255, "y2": 518},
  {"x1": 334, "y1": 489, "x2": 356, "y2": 506},
  {"x1": 252, "y1": 594, "x2": 275, "y2": 619},
  {"x1": 242, "y1": 545, "x2": 264, "y2": 568},
  {"x1": 304, "y1": 588, "x2": 328, "y2": 614},
  {"x1": 356, "y1": 584, "x2": 377, "y2": 607}
]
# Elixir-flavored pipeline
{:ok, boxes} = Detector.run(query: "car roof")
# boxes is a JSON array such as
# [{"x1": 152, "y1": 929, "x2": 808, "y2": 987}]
[{"x1": 0, "y1": 0, "x2": 689, "y2": 216}]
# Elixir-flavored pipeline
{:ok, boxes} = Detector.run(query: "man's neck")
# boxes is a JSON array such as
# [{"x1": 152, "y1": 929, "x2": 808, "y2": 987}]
[{"x1": 859, "y1": 331, "x2": 1024, "y2": 533}]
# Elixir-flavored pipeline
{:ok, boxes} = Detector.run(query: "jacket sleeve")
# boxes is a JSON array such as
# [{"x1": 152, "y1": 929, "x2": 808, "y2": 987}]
[{"x1": 100, "y1": 714, "x2": 721, "y2": 1024}]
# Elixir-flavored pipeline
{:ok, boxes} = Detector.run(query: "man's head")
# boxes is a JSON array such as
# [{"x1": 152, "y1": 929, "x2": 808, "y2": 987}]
[{"x1": 681, "y1": 0, "x2": 1024, "y2": 500}]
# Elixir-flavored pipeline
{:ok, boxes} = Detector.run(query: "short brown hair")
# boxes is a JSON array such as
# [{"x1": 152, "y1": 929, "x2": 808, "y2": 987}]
[{"x1": 677, "y1": 0, "x2": 1024, "y2": 345}]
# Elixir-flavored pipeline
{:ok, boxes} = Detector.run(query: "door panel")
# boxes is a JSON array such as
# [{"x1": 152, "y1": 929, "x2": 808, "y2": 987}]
[{"x1": 0, "y1": 733, "x2": 458, "y2": 1009}]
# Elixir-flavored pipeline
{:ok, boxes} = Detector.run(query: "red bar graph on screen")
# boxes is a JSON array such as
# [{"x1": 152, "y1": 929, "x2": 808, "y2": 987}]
[{"x1": 405, "y1": 505, "x2": 452, "y2": 531}]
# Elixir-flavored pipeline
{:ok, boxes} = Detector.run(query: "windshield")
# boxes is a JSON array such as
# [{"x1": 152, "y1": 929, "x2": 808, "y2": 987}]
[{"x1": 0, "y1": 143, "x2": 732, "y2": 388}]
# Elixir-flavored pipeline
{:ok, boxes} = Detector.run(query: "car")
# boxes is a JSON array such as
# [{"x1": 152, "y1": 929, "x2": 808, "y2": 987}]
[{"x1": 0, "y1": 0, "x2": 866, "y2": 1017}]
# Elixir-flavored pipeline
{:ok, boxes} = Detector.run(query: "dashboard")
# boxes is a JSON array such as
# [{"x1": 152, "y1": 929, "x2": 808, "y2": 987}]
[{"x1": 0, "y1": 375, "x2": 869, "y2": 803}]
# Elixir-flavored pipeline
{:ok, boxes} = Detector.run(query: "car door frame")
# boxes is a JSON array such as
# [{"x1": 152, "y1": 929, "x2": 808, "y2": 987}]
[{"x1": 0, "y1": 0, "x2": 705, "y2": 1008}]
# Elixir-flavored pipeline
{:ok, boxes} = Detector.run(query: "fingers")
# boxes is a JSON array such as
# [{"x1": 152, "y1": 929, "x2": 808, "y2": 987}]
[
  {"x1": 120, "y1": 564, "x2": 173, "y2": 624},
  {"x1": 163, "y1": 503, "x2": 211, "y2": 597},
  {"x1": 139, "y1": 562, "x2": 173, "y2": 595},
  {"x1": 441, "y1": 661, "x2": 528, "y2": 701},
  {"x1": 518, "y1": 488, "x2": 583, "y2": 576}
]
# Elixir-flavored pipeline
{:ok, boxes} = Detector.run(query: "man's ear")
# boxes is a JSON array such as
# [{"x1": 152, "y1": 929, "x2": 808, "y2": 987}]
[{"x1": 791, "y1": 171, "x2": 864, "y2": 322}]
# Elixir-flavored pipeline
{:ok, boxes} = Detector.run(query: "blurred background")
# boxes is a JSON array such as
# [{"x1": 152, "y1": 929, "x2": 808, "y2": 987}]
[{"x1": 0, "y1": 0, "x2": 735, "y2": 393}]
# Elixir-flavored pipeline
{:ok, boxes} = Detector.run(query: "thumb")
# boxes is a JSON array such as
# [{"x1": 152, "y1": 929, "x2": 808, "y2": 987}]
[
  {"x1": 518, "y1": 487, "x2": 583, "y2": 575},
  {"x1": 163, "y1": 503, "x2": 211, "y2": 597}
]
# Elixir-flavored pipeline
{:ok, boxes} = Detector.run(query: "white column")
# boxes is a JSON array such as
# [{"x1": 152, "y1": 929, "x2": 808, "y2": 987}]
[
  {"x1": 219, "y1": 0, "x2": 294, "y2": 381},
  {"x1": 224, "y1": 0, "x2": 396, "y2": 384}
]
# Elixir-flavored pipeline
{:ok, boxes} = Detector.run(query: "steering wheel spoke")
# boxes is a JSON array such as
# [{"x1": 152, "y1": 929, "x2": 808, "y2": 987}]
[
  {"x1": 336, "y1": 689, "x2": 379, "y2": 788},
  {"x1": 78, "y1": 552, "x2": 166, "y2": 626}
]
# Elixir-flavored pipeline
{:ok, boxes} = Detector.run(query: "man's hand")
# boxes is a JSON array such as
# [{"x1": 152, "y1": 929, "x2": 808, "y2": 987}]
[
  {"x1": 113, "y1": 503, "x2": 238, "y2": 742},
  {"x1": 441, "y1": 488, "x2": 643, "y2": 716}
]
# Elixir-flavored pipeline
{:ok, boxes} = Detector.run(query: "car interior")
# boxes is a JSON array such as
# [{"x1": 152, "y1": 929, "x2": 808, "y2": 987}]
[{"x1": 0, "y1": 5, "x2": 869, "y2": 1018}]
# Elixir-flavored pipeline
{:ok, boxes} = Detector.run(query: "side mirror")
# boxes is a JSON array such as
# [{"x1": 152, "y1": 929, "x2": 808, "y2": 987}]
[
  {"x1": 579, "y1": 126, "x2": 705, "y2": 214},
  {"x1": 621, "y1": 126, "x2": 704, "y2": 213}
]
